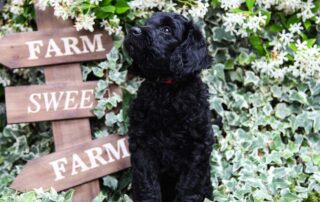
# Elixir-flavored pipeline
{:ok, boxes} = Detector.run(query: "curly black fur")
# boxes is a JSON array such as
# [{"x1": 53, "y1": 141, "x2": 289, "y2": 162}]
[{"x1": 124, "y1": 12, "x2": 214, "y2": 202}]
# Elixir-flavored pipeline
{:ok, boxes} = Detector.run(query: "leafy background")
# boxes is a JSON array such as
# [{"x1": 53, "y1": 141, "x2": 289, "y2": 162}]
[{"x1": 1, "y1": 0, "x2": 320, "y2": 201}]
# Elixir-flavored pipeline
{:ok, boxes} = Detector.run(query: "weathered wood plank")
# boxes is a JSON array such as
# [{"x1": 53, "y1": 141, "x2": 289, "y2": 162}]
[
  {"x1": 0, "y1": 28, "x2": 112, "y2": 69},
  {"x1": 10, "y1": 135, "x2": 131, "y2": 192},
  {"x1": 5, "y1": 81, "x2": 97, "y2": 123},
  {"x1": 5, "y1": 82, "x2": 121, "y2": 124}
]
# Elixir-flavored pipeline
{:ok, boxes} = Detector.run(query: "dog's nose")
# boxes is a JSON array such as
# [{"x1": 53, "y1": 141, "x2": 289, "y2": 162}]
[{"x1": 131, "y1": 27, "x2": 142, "y2": 36}]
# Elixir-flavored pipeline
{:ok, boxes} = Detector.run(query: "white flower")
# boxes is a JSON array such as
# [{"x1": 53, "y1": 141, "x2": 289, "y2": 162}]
[
  {"x1": 251, "y1": 50, "x2": 288, "y2": 80},
  {"x1": 222, "y1": 12, "x2": 266, "y2": 37},
  {"x1": 104, "y1": 25, "x2": 122, "y2": 35},
  {"x1": 90, "y1": 0, "x2": 102, "y2": 5},
  {"x1": 12, "y1": 0, "x2": 24, "y2": 5},
  {"x1": 128, "y1": 0, "x2": 165, "y2": 10},
  {"x1": 252, "y1": 59, "x2": 283, "y2": 80},
  {"x1": 276, "y1": 0, "x2": 302, "y2": 15},
  {"x1": 297, "y1": 0, "x2": 315, "y2": 22},
  {"x1": 236, "y1": 29, "x2": 248, "y2": 37},
  {"x1": 52, "y1": 0, "x2": 73, "y2": 7},
  {"x1": 269, "y1": 68, "x2": 286, "y2": 80},
  {"x1": 100, "y1": 16, "x2": 122, "y2": 35},
  {"x1": 36, "y1": 0, "x2": 50, "y2": 10},
  {"x1": 0, "y1": 26, "x2": 14, "y2": 35},
  {"x1": 9, "y1": 5, "x2": 22, "y2": 15},
  {"x1": 278, "y1": 30, "x2": 294, "y2": 47},
  {"x1": 2, "y1": 13, "x2": 9, "y2": 20},
  {"x1": 252, "y1": 59, "x2": 274, "y2": 76},
  {"x1": 269, "y1": 37, "x2": 283, "y2": 51},
  {"x1": 37, "y1": 0, "x2": 74, "y2": 11},
  {"x1": 187, "y1": 1, "x2": 209, "y2": 19},
  {"x1": 289, "y1": 23, "x2": 303, "y2": 35},
  {"x1": 255, "y1": 0, "x2": 276, "y2": 9},
  {"x1": 215, "y1": 13, "x2": 225, "y2": 23},
  {"x1": 164, "y1": 1, "x2": 177, "y2": 12},
  {"x1": 295, "y1": 40, "x2": 308, "y2": 50},
  {"x1": 223, "y1": 13, "x2": 246, "y2": 35},
  {"x1": 53, "y1": 4, "x2": 69, "y2": 20},
  {"x1": 243, "y1": 12, "x2": 267, "y2": 32},
  {"x1": 75, "y1": 13, "x2": 96, "y2": 32},
  {"x1": 277, "y1": 40, "x2": 320, "y2": 80},
  {"x1": 0, "y1": 75, "x2": 11, "y2": 86},
  {"x1": 290, "y1": 68, "x2": 300, "y2": 77},
  {"x1": 220, "y1": 0, "x2": 245, "y2": 10}
]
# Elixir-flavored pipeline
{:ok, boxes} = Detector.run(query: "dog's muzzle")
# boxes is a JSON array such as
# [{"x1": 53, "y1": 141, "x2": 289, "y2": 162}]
[{"x1": 124, "y1": 26, "x2": 153, "y2": 56}]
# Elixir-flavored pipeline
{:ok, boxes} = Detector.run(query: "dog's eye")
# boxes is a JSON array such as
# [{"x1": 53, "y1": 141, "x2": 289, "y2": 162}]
[{"x1": 160, "y1": 26, "x2": 172, "y2": 34}]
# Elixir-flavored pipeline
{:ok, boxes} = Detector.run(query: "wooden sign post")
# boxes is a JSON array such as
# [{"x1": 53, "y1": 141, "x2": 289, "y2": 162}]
[{"x1": 0, "y1": 5, "x2": 131, "y2": 202}]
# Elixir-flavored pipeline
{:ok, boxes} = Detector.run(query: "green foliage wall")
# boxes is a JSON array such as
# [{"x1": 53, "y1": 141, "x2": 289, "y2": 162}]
[{"x1": 1, "y1": 0, "x2": 320, "y2": 201}]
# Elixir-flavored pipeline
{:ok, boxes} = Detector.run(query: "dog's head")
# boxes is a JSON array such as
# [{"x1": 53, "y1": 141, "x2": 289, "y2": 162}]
[{"x1": 124, "y1": 12, "x2": 212, "y2": 80}]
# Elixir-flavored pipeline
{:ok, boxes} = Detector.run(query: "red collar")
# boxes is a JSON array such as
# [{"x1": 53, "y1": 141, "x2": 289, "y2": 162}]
[{"x1": 162, "y1": 79, "x2": 174, "y2": 84}]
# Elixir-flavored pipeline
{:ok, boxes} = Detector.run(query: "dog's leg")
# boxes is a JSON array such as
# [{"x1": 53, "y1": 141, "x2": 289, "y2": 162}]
[
  {"x1": 174, "y1": 147, "x2": 213, "y2": 202},
  {"x1": 131, "y1": 148, "x2": 162, "y2": 202}
]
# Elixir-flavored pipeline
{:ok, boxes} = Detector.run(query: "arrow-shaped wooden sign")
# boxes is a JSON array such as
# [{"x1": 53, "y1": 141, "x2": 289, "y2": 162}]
[
  {"x1": 5, "y1": 82, "x2": 121, "y2": 123},
  {"x1": 10, "y1": 135, "x2": 131, "y2": 192},
  {"x1": 0, "y1": 28, "x2": 112, "y2": 69}
]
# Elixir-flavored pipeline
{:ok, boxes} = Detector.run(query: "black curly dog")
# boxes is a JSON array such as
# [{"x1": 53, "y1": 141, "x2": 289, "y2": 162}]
[{"x1": 124, "y1": 12, "x2": 214, "y2": 202}]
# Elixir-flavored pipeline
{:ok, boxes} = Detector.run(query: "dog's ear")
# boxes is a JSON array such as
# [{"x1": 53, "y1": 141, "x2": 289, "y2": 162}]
[{"x1": 170, "y1": 21, "x2": 212, "y2": 77}]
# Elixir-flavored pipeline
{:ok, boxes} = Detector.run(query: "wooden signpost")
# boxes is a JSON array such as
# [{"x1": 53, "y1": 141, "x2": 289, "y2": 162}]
[{"x1": 1, "y1": 4, "x2": 131, "y2": 202}]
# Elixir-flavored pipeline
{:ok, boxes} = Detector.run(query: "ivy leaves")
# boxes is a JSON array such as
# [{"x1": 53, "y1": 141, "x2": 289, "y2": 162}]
[
  {"x1": 0, "y1": 188, "x2": 74, "y2": 202},
  {"x1": 204, "y1": 50, "x2": 320, "y2": 201},
  {"x1": 80, "y1": 0, "x2": 130, "y2": 20}
]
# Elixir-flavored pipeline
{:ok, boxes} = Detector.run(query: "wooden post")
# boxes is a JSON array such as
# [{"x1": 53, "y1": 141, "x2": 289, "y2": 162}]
[{"x1": 35, "y1": 8, "x2": 100, "y2": 201}]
